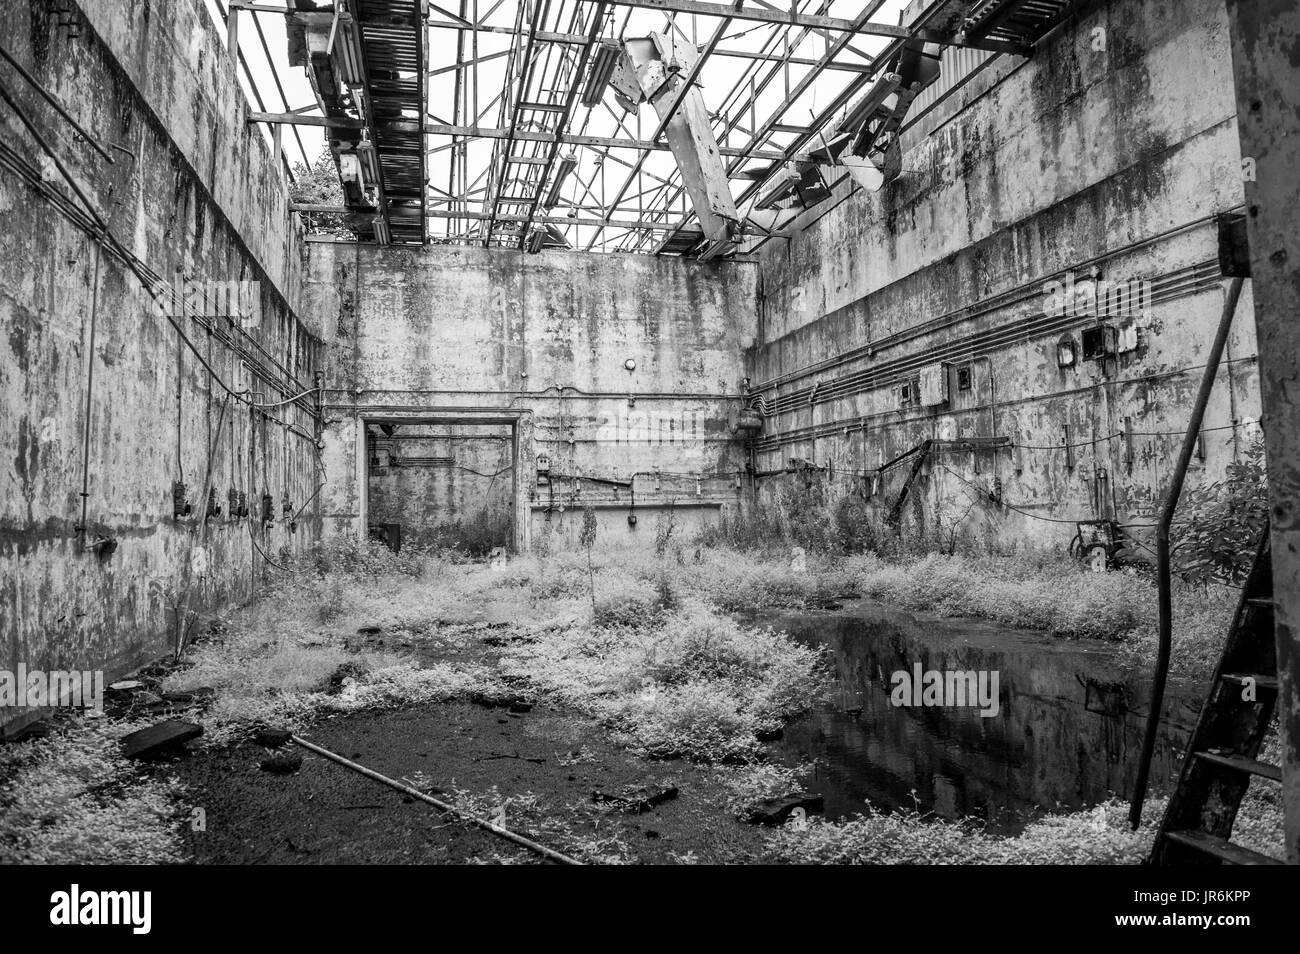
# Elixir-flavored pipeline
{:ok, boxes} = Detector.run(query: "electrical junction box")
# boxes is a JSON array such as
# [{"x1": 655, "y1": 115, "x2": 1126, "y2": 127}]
[
  {"x1": 1082, "y1": 324, "x2": 1118, "y2": 360},
  {"x1": 918, "y1": 362, "x2": 949, "y2": 407}
]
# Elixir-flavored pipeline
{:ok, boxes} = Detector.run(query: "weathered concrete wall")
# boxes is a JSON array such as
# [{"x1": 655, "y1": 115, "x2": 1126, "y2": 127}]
[
  {"x1": 747, "y1": 0, "x2": 1260, "y2": 552},
  {"x1": 0, "y1": 0, "x2": 321, "y2": 729},
  {"x1": 303, "y1": 243, "x2": 757, "y2": 549}
]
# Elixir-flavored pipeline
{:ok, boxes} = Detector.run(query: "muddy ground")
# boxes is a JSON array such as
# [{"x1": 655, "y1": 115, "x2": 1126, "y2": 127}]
[
  {"x1": 149, "y1": 616, "x2": 776, "y2": 865},
  {"x1": 166, "y1": 700, "x2": 766, "y2": 865}
]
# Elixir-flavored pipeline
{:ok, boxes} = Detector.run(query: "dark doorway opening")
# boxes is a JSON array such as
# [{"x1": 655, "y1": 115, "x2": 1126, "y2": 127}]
[{"x1": 365, "y1": 420, "x2": 515, "y2": 556}]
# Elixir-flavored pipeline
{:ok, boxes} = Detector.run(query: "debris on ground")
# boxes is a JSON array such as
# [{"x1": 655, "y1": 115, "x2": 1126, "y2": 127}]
[
  {"x1": 260, "y1": 752, "x2": 304, "y2": 774},
  {"x1": 120, "y1": 719, "x2": 204, "y2": 761},
  {"x1": 254, "y1": 727, "x2": 294, "y2": 748},
  {"x1": 743, "y1": 793, "x2": 824, "y2": 825},
  {"x1": 592, "y1": 784, "x2": 680, "y2": 814}
]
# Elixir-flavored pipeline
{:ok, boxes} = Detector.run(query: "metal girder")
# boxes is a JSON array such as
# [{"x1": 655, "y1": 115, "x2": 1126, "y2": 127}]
[
  {"x1": 597, "y1": 0, "x2": 910, "y2": 37},
  {"x1": 260, "y1": 0, "x2": 1065, "y2": 252},
  {"x1": 292, "y1": 200, "x2": 745, "y2": 233},
  {"x1": 517, "y1": 2, "x2": 609, "y2": 247},
  {"x1": 419, "y1": 120, "x2": 801, "y2": 160},
  {"x1": 284, "y1": 0, "x2": 428, "y2": 244},
  {"x1": 427, "y1": 18, "x2": 880, "y2": 69}
]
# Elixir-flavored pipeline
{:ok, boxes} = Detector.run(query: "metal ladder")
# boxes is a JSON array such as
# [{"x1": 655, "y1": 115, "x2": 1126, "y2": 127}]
[{"x1": 1149, "y1": 530, "x2": 1283, "y2": 865}]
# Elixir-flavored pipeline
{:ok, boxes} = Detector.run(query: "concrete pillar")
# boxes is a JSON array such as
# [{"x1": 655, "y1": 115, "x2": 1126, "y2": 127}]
[{"x1": 1224, "y1": 0, "x2": 1300, "y2": 864}]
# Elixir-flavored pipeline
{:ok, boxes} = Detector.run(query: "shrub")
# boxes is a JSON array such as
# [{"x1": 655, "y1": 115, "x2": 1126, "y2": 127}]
[
  {"x1": 0, "y1": 729, "x2": 185, "y2": 865},
  {"x1": 1172, "y1": 436, "x2": 1269, "y2": 585},
  {"x1": 499, "y1": 602, "x2": 828, "y2": 763},
  {"x1": 764, "y1": 797, "x2": 1160, "y2": 865},
  {"x1": 611, "y1": 681, "x2": 761, "y2": 762}
]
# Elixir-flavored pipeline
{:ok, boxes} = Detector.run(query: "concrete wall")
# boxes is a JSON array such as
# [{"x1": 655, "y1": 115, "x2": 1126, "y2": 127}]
[
  {"x1": 745, "y1": 0, "x2": 1260, "y2": 552},
  {"x1": 0, "y1": 0, "x2": 321, "y2": 729},
  {"x1": 302, "y1": 243, "x2": 758, "y2": 550}
]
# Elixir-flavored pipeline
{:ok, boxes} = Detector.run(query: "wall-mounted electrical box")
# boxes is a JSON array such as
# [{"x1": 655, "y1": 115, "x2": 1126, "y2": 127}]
[
  {"x1": 895, "y1": 377, "x2": 920, "y2": 408},
  {"x1": 1082, "y1": 324, "x2": 1118, "y2": 360},
  {"x1": 918, "y1": 362, "x2": 949, "y2": 406}
]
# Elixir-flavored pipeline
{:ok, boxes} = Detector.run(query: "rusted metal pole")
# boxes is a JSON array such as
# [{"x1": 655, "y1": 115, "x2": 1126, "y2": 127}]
[
  {"x1": 1224, "y1": 0, "x2": 1300, "y2": 864},
  {"x1": 291, "y1": 735, "x2": 584, "y2": 865},
  {"x1": 1130, "y1": 276, "x2": 1245, "y2": 831}
]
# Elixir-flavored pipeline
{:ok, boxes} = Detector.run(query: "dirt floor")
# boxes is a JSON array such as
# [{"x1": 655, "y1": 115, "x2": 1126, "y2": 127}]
[
  {"x1": 167, "y1": 699, "x2": 766, "y2": 864},
  {"x1": 149, "y1": 609, "x2": 775, "y2": 865}
]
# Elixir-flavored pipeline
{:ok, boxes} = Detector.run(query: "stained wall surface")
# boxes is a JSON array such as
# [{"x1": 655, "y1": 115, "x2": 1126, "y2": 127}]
[
  {"x1": 0, "y1": 0, "x2": 323, "y2": 729},
  {"x1": 303, "y1": 242, "x2": 758, "y2": 550},
  {"x1": 746, "y1": 0, "x2": 1259, "y2": 551}
]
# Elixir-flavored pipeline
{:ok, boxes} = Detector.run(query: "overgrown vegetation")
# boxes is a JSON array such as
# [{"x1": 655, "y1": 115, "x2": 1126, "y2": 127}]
[
  {"x1": 288, "y1": 149, "x2": 355, "y2": 239},
  {"x1": 694, "y1": 444, "x2": 1270, "y2": 677},
  {"x1": 157, "y1": 540, "x2": 834, "y2": 761},
  {"x1": 18, "y1": 437, "x2": 1272, "y2": 863},
  {"x1": 499, "y1": 601, "x2": 827, "y2": 762},
  {"x1": 1172, "y1": 435, "x2": 1269, "y2": 585},
  {"x1": 764, "y1": 796, "x2": 1161, "y2": 865},
  {"x1": 0, "y1": 727, "x2": 186, "y2": 865},
  {"x1": 842, "y1": 551, "x2": 1234, "y2": 676},
  {"x1": 764, "y1": 729, "x2": 1288, "y2": 865}
]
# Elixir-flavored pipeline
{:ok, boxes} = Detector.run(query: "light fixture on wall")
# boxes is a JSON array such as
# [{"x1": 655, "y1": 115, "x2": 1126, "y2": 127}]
[
  {"x1": 1056, "y1": 335, "x2": 1077, "y2": 368},
  {"x1": 624, "y1": 358, "x2": 636, "y2": 372}
]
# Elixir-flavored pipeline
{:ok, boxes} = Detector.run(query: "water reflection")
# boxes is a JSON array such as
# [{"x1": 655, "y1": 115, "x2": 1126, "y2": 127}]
[{"x1": 763, "y1": 604, "x2": 1203, "y2": 834}]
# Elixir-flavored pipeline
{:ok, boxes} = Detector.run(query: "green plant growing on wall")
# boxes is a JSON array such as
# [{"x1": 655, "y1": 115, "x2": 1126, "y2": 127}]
[
  {"x1": 934, "y1": 494, "x2": 980, "y2": 557},
  {"x1": 654, "y1": 500, "x2": 677, "y2": 558},
  {"x1": 288, "y1": 150, "x2": 355, "y2": 239},
  {"x1": 654, "y1": 501, "x2": 680, "y2": 609},
  {"x1": 1172, "y1": 435, "x2": 1269, "y2": 586}
]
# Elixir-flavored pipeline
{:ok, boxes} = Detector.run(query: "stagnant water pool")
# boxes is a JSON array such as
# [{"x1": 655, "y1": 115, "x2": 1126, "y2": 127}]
[{"x1": 760, "y1": 602, "x2": 1205, "y2": 834}]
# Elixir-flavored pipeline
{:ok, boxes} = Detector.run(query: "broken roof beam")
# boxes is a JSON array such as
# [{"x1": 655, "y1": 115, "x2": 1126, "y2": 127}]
[{"x1": 615, "y1": 33, "x2": 740, "y2": 248}]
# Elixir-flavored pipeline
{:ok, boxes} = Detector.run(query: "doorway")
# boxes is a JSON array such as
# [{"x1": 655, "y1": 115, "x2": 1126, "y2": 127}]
[{"x1": 364, "y1": 418, "x2": 517, "y2": 555}]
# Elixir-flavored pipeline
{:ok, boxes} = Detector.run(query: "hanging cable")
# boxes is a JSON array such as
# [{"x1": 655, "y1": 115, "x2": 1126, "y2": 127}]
[{"x1": 0, "y1": 73, "x2": 314, "y2": 407}]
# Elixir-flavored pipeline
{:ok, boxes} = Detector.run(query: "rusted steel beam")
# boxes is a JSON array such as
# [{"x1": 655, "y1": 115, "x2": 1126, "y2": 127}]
[{"x1": 1225, "y1": 0, "x2": 1300, "y2": 864}]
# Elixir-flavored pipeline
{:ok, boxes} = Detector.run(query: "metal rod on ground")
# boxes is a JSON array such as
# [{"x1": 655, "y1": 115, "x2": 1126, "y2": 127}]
[
  {"x1": 1129, "y1": 275, "x2": 1246, "y2": 831},
  {"x1": 290, "y1": 735, "x2": 583, "y2": 865}
]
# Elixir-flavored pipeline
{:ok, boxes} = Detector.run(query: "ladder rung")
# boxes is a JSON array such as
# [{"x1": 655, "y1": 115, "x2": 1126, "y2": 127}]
[
  {"x1": 1196, "y1": 750, "x2": 1282, "y2": 781},
  {"x1": 1221, "y1": 672, "x2": 1278, "y2": 692},
  {"x1": 1164, "y1": 830, "x2": 1284, "y2": 865}
]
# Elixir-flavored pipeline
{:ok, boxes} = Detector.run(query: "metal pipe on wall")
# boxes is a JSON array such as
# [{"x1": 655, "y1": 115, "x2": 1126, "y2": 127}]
[{"x1": 1129, "y1": 275, "x2": 1246, "y2": 830}]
